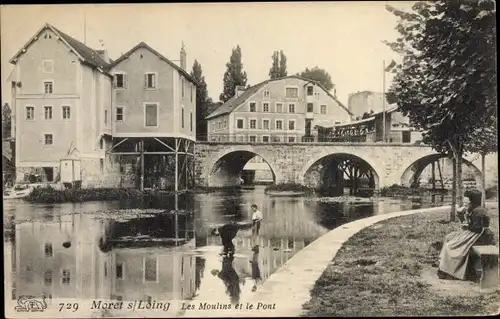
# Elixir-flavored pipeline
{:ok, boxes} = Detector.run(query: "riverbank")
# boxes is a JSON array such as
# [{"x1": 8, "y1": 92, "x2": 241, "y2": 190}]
[
  {"x1": 302, "y1": 205, "x2": 499, "y2": 316},
  {"x1": 264, "y1": 183, "x2": 315, "y2": 196}
]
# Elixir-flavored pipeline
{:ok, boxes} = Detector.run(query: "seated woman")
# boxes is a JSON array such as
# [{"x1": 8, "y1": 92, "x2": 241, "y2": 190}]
[{"x1": 438, "y1": 190, "x2": 496, "y2": 280}]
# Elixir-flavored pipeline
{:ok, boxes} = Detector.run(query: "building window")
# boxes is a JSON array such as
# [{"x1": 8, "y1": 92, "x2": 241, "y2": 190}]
[
  {"x1": 288, "y1": 136, "x2": 296, "y2": 143},
  {"x1": 25, "y1": 106, "x2": 35, "y2": 120},
  {"x1": 181, "y1": 78, "x2": 185, "y2": 98},
  {"x1": 263, "y1": 90, "x2": 270, "y2": 98},
  {"x1": 250, "y1": 119, "x2": 256, "y2": 129},
  {"x1": 190, "y1": 112, "x2": 193, "y2": 132},
  {"x1": 100, "y1": 158, "x2": 104, "y2": 172},
  {"x1": 104, "y1": 262, "x2": 108, "y2": 277},
  {"x1": 44, "y1": 134, "x2": 53, "y2": 145},
  {"x1": 285, "y1": 87, "x2": 298, "y2": 98},
  {"x1": 144, "y1": 73, "x2": 157, "y2": 89},
  {"x1": 288, "y1": 120, "x2": 295, "y2": 130},
  {"x1": 62, "y1": 270, "x2": 71, "y2": 285},
  {"x1": 144, "y1": 257, "x2": 157, "y2": 282},
  {"x1": 315, "y1": 93, "x2": 320, "y2": 100},
  {"x1": 263, "y1": 119, "x2": 270, "y2": 130},
  {"x1": 223, "y1": 120, "x2": 227, "y2": 128},
  {"x1": 43, "y1": 60, "x2": 54, "y2": 73},
  {"x1": 100, "y1": 138, "x2": 104, "y2": 150},
  {"x1": 249, "y1": 102, "x2": 256, "y2": 112},
  {"x1": 402, "y1": 131, "x2": 411, "y2": 143},
  {"x1": 116, "y1": 262, "x2": 124, "y2": 279},
  {"x1": 307, "y1": 86, "x2": 313, "y2": 96},
  {"x1": 114, "y1": 73, "x2": 126, "y2": 89},
  {"x1": 237, "y1": 119, "x2": 244, "y2": 129},
  {"x1": 62, "y1": 106, "x2": 71, "y2": 119},
  {"x1": 263, "y1": 136, "x2": 270, "y2": 143},
  {"x1": 44, "y1": 270, "x2": 52, "y2": 286},
  {"x1": 288, "y1": 103, "x2": 295, "y2": 113},
  {"x1": 276, "y1": 120, "x2": 283, "y2": 130},
  {"x1": 263, "y1": 103, "x2": 270, "y2": 112},
  {"x1": 44, "y1": 81, "x2": 53, "y2": 94},
  {"x1": 44, "y1": 106, "x2": 52, "y2": 119},
  {"x1": 181, "y1": 107, "x2": 185, "y2": 128},
  {"x1": 249, "y1": 135, "x2": 257, "y2": 142},
  {"x1": 144, "y1": 103, "x2": 158, "y2": 126},
  {"x1": 44, "y1": 243, "x2": 53, "y2": 257},
  {"x1": 116, "y1": 107, "x2": 124, "y2": 121},
  {"x1": 190, "y1": 84, "x2": 193, "y2": 102},
  {"x1": 321, "y1": 105, "x2": 327, "y2": 114},
  {"x1": 307, "y1": 103, "x2": 314, "y2": 113},
  {"x1": 276, "y1": 103, "x2": 283, "y2": 113},
  {"x1": 104, "y1": 109, "x2": 108, "y2": 125},
  {"x1": 217, "y1": 121, "x2": 221, "y2": 129}
]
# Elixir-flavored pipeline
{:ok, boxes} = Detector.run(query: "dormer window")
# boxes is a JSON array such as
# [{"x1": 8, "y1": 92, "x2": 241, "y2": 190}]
[
  {"x1": 307, "y1": 86, "x2": 314, "y2": 96},
  {"x1": 263, "y1": 90, "x2": 270, "y2": 98}
]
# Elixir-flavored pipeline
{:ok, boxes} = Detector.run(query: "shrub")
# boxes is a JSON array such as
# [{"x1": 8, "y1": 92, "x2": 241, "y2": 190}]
[
  {"x1": 26, "y1": 187, "x2": 145, "y2": 203},
  {"x1": 379, "y1": 184, "x2": 434, "y2": 197}
]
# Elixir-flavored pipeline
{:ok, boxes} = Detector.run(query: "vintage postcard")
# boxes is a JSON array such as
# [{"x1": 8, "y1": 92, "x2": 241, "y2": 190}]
[{"x1": 2, "y1": 1, "x2": 498, "y2": 318}]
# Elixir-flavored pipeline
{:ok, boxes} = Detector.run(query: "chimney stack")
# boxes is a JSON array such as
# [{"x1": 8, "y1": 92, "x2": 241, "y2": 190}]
[
  {"x1": 235, "y1": 85, "x2": 246, "y2": 97},
  {"x1": 180, "y1": 42, "x2": 186, "y2": 71}
]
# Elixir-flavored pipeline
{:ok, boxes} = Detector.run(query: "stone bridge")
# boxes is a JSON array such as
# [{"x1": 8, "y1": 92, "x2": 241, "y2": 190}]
[{"x1": 194, "y1": 142, "x2": 498, "y2": 190}]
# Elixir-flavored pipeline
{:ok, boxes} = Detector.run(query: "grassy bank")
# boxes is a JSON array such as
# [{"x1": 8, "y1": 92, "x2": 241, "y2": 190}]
[
  {"x1": 302, "y1": 207, "x2": 500, "y2": 316},
  {"x1": 264, "y1": 183, "x2": 316, "y2": 196}
]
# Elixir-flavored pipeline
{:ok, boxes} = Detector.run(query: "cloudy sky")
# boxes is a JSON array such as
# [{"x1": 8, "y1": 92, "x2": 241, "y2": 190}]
[{"x1": 1, "y1": 2, "x2": 414, "y2": 106}]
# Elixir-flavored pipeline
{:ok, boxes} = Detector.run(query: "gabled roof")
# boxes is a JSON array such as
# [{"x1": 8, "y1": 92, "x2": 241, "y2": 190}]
[
  {"x1": 205, "y1": 75, "x2": 353, "y2": 120},
  {"x1": 109, "y1": 42, "x2": 196, "y2": 85},
  {"x1": 9, "y1": 23, "x2": 111, "y2": 74}
]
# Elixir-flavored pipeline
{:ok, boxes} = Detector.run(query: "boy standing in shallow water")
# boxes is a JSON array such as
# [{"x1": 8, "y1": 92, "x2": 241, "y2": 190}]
[{"x1": 251, "y1": 204, "x2": 263, "y2": 248}]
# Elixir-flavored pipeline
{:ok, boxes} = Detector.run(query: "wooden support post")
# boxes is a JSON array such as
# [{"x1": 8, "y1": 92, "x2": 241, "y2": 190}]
[
  {"x1": 175, "y1": 192, "x2": 179, "y2": 247},
  {"x1": 175, "y1": 138, "x2": 179, "y2": 193},
  {"x1": 140, "y1": 139, "x2": 144, "y2": 191},
  {"x1": 437, "y1": 159, "x2": 445, "y2": 190},
  {"x1": 431, "y1": 161, "x2": 436, "y2": 190}
]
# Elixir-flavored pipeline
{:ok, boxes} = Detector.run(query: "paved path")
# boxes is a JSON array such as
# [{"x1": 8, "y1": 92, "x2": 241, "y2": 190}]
[{"x1": 183, "y1": 205, "x2": 455, "y2": 318}]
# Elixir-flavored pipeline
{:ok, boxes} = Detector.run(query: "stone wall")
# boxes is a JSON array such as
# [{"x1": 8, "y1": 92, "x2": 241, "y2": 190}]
[
  {"x1": 81, "y1": 156, "x2": 121, "y2": 188},
  {"x1": 195, "y1": 142, "x2": 498, "y2": 190}
]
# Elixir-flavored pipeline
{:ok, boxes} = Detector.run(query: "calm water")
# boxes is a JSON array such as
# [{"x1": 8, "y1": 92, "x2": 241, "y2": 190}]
[{"x1": 3, "y1": 186, "x2": 449, "y2": 316}]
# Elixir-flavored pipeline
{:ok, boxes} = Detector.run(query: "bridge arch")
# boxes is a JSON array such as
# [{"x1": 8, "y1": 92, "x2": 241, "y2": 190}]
[
  {"x1": 301, "y1": 152, "x2": 382, "y2": 196},
  {"x1": 400, "y1": 154, "x2": 483, "y2": 189},
  {"x1": 208, "y1": 148, "x2": 279, "y2": 187}
]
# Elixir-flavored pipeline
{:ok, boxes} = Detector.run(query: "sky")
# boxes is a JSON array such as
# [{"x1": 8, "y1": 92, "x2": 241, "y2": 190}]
[{"x1": 1, "y1": 2, "x2": 415, "y2": 106}]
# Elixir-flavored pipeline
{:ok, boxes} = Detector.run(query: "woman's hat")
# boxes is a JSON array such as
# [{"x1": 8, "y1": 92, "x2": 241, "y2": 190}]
[{"x1": 464, "y1": 189, "x2": 482, "y2": 203}]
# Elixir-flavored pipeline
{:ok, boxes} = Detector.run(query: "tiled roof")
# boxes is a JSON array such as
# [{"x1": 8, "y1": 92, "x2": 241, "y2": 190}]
[
  {"x1": 10, "y1": 23, "x2": 111, "y2": 73},
  {"x1": 206, "y1": 75, "x2": 352, "y2": 120},
  {"x1": 109, "y1": 42, "x2": 196, "y2": 85}
]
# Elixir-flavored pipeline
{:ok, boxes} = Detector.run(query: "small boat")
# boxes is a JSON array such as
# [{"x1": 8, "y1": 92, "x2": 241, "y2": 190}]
[{"x1": 3, "y1": 183, "x2": 41, "y2": 199}]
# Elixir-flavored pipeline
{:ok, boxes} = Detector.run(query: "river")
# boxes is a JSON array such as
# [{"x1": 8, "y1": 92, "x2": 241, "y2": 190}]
[{"x1": 3, "y1": 185, "x2": 450, "y2": 317}]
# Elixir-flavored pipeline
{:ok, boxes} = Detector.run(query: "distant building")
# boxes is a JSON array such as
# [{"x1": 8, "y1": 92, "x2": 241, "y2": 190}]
[
  {"x1": 205, "y1": 76, "x2": 352, "y2": 143},
  {"x1": 348, "y1": 91, "x2": 387, "y2": 121}
]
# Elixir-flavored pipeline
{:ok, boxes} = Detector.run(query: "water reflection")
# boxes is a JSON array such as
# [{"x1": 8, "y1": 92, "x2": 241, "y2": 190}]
[{"x1": 4, "y1": 185, "x2": 450, "y2": 313}]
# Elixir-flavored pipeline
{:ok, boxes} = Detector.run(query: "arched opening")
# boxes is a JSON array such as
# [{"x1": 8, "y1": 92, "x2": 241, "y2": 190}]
[
  {"x1": 209, "y1": 151, "x2": 276, "y2": 187},
  {"x1": 400, "y1": 154, "x2": 482, "y2": 190},
  {"x1": 303, "y1": 153, "x2": 380, "y2": 197}
]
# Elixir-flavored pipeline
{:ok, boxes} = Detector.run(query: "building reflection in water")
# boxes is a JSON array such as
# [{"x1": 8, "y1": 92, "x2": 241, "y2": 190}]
[{"x1": 10, "y1": 209, "x2": 201, "y2": 303}]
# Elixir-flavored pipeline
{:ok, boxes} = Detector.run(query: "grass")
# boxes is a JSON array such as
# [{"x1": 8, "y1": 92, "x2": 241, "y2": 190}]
[
  {"x1": 264, "y1": 183, "x2": 316, "y2": 195},
  {"x1": 302, "y1": 207, "x2": 500, "y2": 317}
]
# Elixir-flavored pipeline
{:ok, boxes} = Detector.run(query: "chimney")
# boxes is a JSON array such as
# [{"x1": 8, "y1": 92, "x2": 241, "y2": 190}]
[
  {"x1": 235, "y1": 85, "x2": 246, "y2": 97},
  {"x1": 96, "y1": 49, "x2": 110, "y2": 63},
  {"x1": 180, "y1": 42, "x2": 186, "y2": 71}
]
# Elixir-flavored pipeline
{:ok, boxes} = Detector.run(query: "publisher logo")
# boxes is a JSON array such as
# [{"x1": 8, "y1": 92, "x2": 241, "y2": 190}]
[{"x1": 14, "y1": 295, "x2": 47, "y2": 312}]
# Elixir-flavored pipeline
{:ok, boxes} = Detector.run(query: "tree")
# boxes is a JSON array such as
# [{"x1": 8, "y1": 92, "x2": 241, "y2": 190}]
[
  {"x1": 299, "y1": 67, "x2": 334, "y2": 91},
  {"x1": 385, "y1": 1, "x2": 496, "y2": 221},
  {"x1": 219, "y1": 45, "x2": 248, "y2": 103},
  {"x1": 2, "y1": 103, "x2": 11, "y2": 138},
  {"x1": 269, "y1": 50, "x2": 288, "y2": 79},
  {"x1": 191, "y1": 60, "x2": 214, "y2": 140}
]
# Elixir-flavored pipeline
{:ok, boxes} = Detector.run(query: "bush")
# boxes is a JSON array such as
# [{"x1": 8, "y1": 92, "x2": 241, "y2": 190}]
[
  {"x1": 264, "y1": 183, "x2": 315, "y2": 195},
  {"x1": 26, "y1": 186, "x2": 145, "y2": 203}
]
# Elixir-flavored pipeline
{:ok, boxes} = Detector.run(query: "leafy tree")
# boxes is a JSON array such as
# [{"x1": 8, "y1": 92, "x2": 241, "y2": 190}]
[
  {"x1": 299, "y1": 67, "x2": 334, "y2": 91},
  {"x1": 279, "y1": 50, "x2": 287, "y2": 77},
  {"x1": 190, "y1": 60, "x2": 214, "y2": 140},
  {"x1": 362, "y1": 112, "x2": 371, "y2": 119},
  {"x1": 219, "y1": 45, "x2": 248, "y2": 103},
  {"x1": 385, "y1": 1, "x2": 496, "y2": 221},
  {"x1": 2, "y1": 103, "x2": 11, "y2": 138}
]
